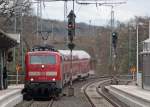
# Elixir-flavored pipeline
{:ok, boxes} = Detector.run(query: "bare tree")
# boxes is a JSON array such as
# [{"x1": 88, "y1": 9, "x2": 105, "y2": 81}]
[{"x1": 0, "y1": 0, "x2": 31, "y2": 22}]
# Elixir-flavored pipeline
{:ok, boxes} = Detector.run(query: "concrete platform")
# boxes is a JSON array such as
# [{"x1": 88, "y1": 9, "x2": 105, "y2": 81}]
[
  {"x1": 0, "y1": 84, "x2": 24, "y2": 107},
  {"x1": 106, "y1": 85, "x2": 150, "y2": 107}
]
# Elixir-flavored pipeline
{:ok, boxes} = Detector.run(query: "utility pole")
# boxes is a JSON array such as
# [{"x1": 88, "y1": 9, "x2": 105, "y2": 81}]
[
  {"x1": 51, "y1": 22, "x2": 54, "y2": 41},
  {"x1": 149, "y1": 20, "x2": 150, "y2": 38},
  {"x1": 13, "y1": 0, "x2": 17, "y2": 85},
  {"x1": 36, "y1": 1, "x2": 40, "y2": 41},
  {"x1": 21, "y1": 7, "x2": 24, "y2": 81},
  {"x1": 128, "y1": 23, "x2": 131, "y2": 73},
  {"x1": 89, "y1": 20, "x2": 91, "y2": 33},
  {"x1": 110, "y1": 6, "x2": 118, "y2": 79},
  {"x1": 110, "y1": 6, "x2": 114, "y2": 74},
  {"x1": 64, "y1": 1, "x2": 68, "y2": 21},
  {"x1": 64, "y1": 1, "x2": 69, "y2": 45},
  {"x1": 136, "y1": 24, "x2": 139, "y2": 85}
]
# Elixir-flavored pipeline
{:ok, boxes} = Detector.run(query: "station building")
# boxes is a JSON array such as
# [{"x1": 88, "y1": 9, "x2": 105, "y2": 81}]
[
  {"x1": 140, "y1": 38, "x2": 150, "y2": 90},
  {"x1": 0, "y1": 29, "x2": 20, "y2": 90}
]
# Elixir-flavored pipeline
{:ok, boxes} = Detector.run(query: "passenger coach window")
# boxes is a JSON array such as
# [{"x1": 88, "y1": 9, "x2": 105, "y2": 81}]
[{"x1": 30, "y1": 55, "x2": 56, "y2": 64}]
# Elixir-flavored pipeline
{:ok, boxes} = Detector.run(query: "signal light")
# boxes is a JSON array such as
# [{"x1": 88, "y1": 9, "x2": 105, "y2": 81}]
[
  {"x1": 112, "y1": 32, "x2": 118, "y2": 48},
  {"x1": 68, "y1": 22, "x2": 75, "y2": 29},
  {"x1": 67, "y1": 10, "x2": 76, "y2": 43},
  {"x1": 68, "y1": 43, "x2": 75, "y2": 50}
]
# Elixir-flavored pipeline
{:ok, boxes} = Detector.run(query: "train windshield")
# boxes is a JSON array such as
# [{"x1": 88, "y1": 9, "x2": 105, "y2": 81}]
[{"x1": 30, "y1": 55, "x2": 56, "y2": 64}]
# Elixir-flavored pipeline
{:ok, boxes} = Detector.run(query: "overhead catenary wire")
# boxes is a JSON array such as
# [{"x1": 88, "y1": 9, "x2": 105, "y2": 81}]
[
  {"x1": 75, "y1": 5, "x2": 82, "y2": 16},
  {"x1": 76, "y1": 0, "x2": 127, "y2": 5}
]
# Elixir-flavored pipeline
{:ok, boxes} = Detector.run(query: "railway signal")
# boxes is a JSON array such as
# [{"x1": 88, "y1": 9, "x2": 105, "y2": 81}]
[
  {"x1": 67, "y1": 10, "x2": 76, "y2": 96},
  {"x1": 68, "y1": 43, "x2": 75, "y2": 51},
  {"x1": 112, "y1": 32, "x2": 118, "y2": 49},
  {"x1": 67, "y1": 10, "x2": 76, "y2": 42}
]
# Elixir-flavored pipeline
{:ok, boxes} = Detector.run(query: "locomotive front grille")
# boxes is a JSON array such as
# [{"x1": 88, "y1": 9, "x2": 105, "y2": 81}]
[
  {"x1": 46, "y1": 72, "x2": 57, "y2": 76},
  {"x1": 29, "y1": 71, "x2": 57, "y2": 76},
  {"x1": 29, "y1": 72, "x2": 40, "y2": 76}
]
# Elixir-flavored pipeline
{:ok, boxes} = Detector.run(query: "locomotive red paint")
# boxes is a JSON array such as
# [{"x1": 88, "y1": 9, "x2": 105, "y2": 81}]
[
  {"x1": 25, "y1": 51, "x2": 61, "y2": 82},
  {"x1": 23, "y1": 46, "x2": 91, "y2": 99}
]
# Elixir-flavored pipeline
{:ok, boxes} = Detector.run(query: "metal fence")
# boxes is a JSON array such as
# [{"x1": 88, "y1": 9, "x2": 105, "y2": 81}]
[{"x1": 8, "y1": 74, "x2": 25, "y2": 84}]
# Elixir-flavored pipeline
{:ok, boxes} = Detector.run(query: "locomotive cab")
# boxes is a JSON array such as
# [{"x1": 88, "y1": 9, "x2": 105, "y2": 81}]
[{"x1": 24, "y1": 50, "x2": 63, "y2": 98}]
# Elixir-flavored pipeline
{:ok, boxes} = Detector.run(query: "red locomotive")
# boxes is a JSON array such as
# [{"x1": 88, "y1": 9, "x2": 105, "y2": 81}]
[{"x1": 23, "y1": 45, "x2": 91, "y2": 99}]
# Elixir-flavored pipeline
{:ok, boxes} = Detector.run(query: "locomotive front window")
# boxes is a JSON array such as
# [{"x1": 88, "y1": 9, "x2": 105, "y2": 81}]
[{"x1": 30, "y1": 55, "x2": 56, "y2": 64}]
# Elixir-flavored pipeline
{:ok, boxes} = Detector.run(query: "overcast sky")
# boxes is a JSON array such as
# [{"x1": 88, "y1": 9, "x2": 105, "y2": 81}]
[{"x1": 32, "y1": 0, "x2": 150, "y2": 26}]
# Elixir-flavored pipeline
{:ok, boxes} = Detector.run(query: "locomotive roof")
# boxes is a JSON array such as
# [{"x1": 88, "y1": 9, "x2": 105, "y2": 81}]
[
  {"x1": 58, "y1": 50, "x2": 91, "y2": 59},
  {"x1": 26, "y1": 50, "x2": 90, "y2": 60},
  {"x1": 27, "y1": 51, "x2": 59, "y2": 55}
]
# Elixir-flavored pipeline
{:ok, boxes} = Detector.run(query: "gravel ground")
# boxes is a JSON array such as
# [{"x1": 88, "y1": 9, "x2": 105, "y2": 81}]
[
  {"x1": 15, "y1": 78, "x2": 94, "y2": 107},
  {"x1": 52, "y1": 79, "x2": 92, "y2": 107}
]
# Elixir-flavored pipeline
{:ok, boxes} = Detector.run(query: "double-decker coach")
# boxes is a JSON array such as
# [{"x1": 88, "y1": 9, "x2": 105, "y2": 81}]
[{"x1": 59, "y1": 50, "x2": 91, "y2": 82}]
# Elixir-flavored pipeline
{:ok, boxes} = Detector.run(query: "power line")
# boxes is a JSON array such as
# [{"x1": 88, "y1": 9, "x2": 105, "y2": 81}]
[{"x1": 76, "y1": 0, "x2": 127, "y2": 5}]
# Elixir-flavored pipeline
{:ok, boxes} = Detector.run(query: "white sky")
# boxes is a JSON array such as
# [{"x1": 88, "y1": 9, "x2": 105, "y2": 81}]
[{"x1": 32, "y1": 0, "x2": 150, "y2": 26}]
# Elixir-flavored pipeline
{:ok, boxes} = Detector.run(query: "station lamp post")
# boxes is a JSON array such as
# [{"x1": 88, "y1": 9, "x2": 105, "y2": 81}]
[{"x1": 136, "y1": 24, "x2": 139, "y2": 85}]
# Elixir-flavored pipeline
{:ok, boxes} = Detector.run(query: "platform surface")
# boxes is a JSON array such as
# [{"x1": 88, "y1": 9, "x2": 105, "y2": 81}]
[
  {"x1": 110, "y1": 85, "x2": 150, "y2": 102},
  {"x1": 0, "y1": 84, "x2": 23, "y2": 97},
  {"x1": 0, "y1": 84, "x2": 24, "y2": 107}
]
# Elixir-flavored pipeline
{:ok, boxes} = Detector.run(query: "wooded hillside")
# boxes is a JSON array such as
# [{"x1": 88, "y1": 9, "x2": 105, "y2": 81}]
[{"x1": 0, "y1": 14, "x2": 150, "y2": 76}]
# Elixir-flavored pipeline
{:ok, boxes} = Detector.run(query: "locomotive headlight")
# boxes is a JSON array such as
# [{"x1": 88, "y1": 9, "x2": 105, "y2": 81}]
[
  {"x1": 30, "y1": 78, "x2": 34, "y2": 81},
  {"x1": 41, "y1": 65, "x2": 44, "y2": 68},
  {"x1": 52, "y1": 78, "x2": 56, "y2": 81}
]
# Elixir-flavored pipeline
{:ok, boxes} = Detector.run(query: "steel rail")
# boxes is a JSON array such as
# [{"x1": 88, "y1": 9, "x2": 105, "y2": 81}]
[
  {"x1": 47, "y1": 99, "x2": 54, "y2": 107},
  {"x1": 96, "y1": 81, "x2": 121, "y2": 107},
  {"x1": 25, "y1": 99, "x2": 54, "y2": 107},
  {"x1": 21, "y1": 100, "x2": 34, "y2": 107},
  {"x1": 83, "y1": 81, "x2": 96, "y2": 107},
  {"x1": 83, "y1": 77, "x2": 111, "y2": 107},
  {"x1": 96, "y1": 79, "x2": 129, "y2": 107},
  {"x1": 27, "y1": 100, "x2": 35, "y2": 107}
]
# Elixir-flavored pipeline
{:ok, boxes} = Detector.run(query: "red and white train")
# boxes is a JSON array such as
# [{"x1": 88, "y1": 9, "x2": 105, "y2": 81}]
[{"x1": 23, "y1": 45, "x2": 91, "y2": 98}]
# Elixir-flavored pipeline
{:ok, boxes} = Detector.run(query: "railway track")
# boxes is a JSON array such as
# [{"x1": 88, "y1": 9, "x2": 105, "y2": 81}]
[
  {"x1": 83, "y1": 78, "x2": 129, "y2": 107},
  {"x1": 83, "y1": 78, "x2": 112, "y2": 107},
  {"x1": 47, "y1": 99, "x2": 54, "y2": 107},
  {"x1": 16, "y1": 99, "x2": 54, "y2": 107},
  {"x1": 15, "y1": 75, "x2": 99, "y2": 107},
  {"x1": 15, "y1": 76, "x2": 130, "y2": 107},
  {"x1": 29, "y1": 99, "x2": 54, "y2": 107},
  {"x1": 97, "y1": 80, "x2": 129, "y2": 107}
]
